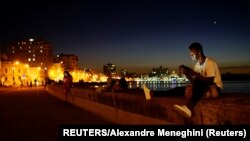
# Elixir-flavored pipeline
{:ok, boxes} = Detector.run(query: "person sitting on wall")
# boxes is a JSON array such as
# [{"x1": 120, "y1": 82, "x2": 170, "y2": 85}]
[
  {"x1": 143, "y1": 42, "x2": 223, "y2": 118},
  {"x1": 96, "y1": 77, "x2": 128, "y2": 93}
]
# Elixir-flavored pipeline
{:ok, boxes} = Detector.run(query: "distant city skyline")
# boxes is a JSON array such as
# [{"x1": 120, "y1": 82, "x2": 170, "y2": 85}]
[{"x1": 1, "y1": 0, "x2": 250, "y2": 73}]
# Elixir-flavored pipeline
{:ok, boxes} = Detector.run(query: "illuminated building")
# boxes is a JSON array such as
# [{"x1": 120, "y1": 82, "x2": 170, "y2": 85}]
[
  {"x1": 103, "y1": 63, "x2": 116, "y2": 77},
  {"x1": 0, "y1": 61, "x2": 45, "y2": 86},
  {"x1": 120, "y1": 69, "x2": 128, "y2": 77},
  {"x1": 52, "y1": 54, "x2": 87, "y2": 83},
  {"x1": 0, "y1": 38, "x2": 53, "y2": 86},
  {"x1": 48, "y1": 63, "x2": 64, "y2": 82},
  {"x1": 149, "y1": 66, "x2": 169, "y2": 78},
  {"x1": 0, "y1": 39, "x2": 116, "y2": 85},
  {"x1": 54, "y1": 53, "x2": 78, "y2": 71},
  {"x1": 3, "y1": 38, "x2": 53, "y2": 69}
]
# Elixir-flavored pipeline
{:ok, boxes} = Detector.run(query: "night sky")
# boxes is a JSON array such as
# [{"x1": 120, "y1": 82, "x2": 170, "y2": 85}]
[{"x1": 1, "y1": 0, "x2": 250, "y2": 73}]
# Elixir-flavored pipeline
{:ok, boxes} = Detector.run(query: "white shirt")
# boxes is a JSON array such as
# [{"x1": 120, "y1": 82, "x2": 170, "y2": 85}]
[{"x1": 194, "y1": 57, "x2": 223, "y2": 89}]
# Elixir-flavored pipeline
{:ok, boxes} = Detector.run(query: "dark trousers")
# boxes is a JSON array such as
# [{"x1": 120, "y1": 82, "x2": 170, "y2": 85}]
[
  {"x1": 189, "y1": 79, "x2": 211, "y2": 106},
  {"x1": 189, "y1": 79, "x2": 222, "y2": 108}
]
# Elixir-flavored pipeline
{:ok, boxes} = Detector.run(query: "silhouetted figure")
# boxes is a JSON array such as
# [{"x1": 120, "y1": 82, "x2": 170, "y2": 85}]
[
  {"x1": 96, "y1": 77, "x2": 128, "y2": 93},
  {"x1": 110, "y1": 78, "x2": 129, "y2": 92},
  {"x1": 119, "y1": 77, "x2": 128, "y2": 89},
  {"x1": 63, "y1": 71, "x2": 73, "y2": 103},
  {"x1": 44, "y1": 77, "x2": 49, "y2": 90},
  {"x1": 34, "y1": 79, "x2": 37, "y2": 88}
]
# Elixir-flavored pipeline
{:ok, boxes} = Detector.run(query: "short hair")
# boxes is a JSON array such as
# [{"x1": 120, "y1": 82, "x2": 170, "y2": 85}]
[{"x1": 189, "y1": 42, "x2": 203, "y2": 53}]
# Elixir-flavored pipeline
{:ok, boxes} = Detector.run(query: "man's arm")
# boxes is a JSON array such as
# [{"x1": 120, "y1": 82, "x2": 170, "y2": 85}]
[
  {"x1": 192, "y1": 70, "x2": 214, "y2": 83},
  {"x1": 179, "y1": 65, "x2": 214, "y2": 83}
]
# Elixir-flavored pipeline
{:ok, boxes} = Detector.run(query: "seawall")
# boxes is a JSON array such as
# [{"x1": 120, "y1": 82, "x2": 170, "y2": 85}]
[{"x1": 46, "y1": 85, "x2": 250, "y2": 125}]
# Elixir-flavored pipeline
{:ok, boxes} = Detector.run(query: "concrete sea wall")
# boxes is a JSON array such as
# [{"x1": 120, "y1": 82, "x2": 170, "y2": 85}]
[{"x1": 46, "y1": 85, "x2": 250, "y2": 125}]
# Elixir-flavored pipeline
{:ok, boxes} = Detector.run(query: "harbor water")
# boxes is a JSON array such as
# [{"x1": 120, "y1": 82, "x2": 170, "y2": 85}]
[{"x1": 128, "y1": 81, "x2": 250, "y2": 93}]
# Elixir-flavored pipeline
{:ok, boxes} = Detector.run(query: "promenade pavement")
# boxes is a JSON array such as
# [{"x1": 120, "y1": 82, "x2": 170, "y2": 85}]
[{"x1": 0, "y1": 87, "x2": 113, "y2": 141}]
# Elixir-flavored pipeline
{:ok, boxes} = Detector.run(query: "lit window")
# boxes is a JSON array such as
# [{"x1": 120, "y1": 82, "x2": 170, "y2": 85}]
[
  {"x1": 33, "y1": 54, "x2": 35, "y2": 57},
  {"x1": 33, "y1": 58, "x2": 35, "y2": 61},
  {"x1": 40, "y1": 50, "x2": 43, "y2": 53},
  {"x1": 12, "y1": 51, "x2": 15, "y2": 53},
  {"x1": 40, "y1": 46, "x2": 43, "y2": 48},
  {"x1": 20, "y1": 46, "x2": 22, "y2": 49},
  {"x1": 29, "y1": 50, "x2": 31, "y2": 53},
  {"x1": 28, "y1": 58, "x2": 31, "y2": 61}
]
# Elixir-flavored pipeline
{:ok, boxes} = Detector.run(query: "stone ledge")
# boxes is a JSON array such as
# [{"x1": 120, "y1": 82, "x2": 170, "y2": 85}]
[
  {"x1": 46, "y1": 85, "x2": 250, "y2": 125},
  {"x1": 195, "y1": 94, "x2": 250, "y2": 124},
  {"x1": 46, "y1": 85, "x2": 171, "y2": 124}
]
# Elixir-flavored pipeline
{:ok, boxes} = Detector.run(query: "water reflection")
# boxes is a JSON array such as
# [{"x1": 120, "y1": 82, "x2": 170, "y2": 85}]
[
  {"x1": 128, "y1": 81, "x2": 189, "y2": 91},
  {"x1": 128, "y1": 81, "x2": 250, "y2": 93}
]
